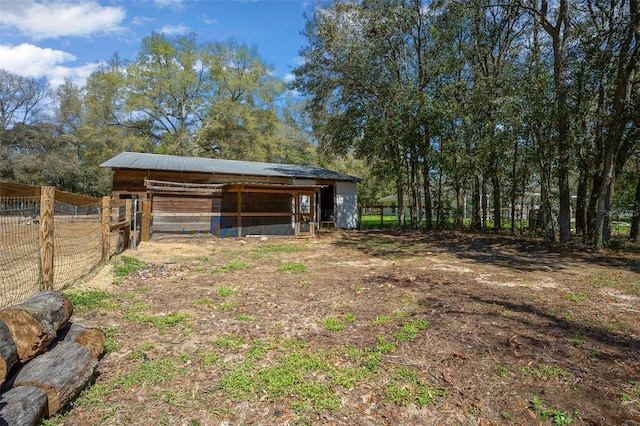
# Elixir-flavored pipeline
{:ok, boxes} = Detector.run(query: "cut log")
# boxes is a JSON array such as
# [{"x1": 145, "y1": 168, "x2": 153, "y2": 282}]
[
  {"x1": 13, "y1": 341, "x2": 98, "y2": 415},
  {"x1": 0, "y1": 319, "x2": 17, "y2": 385},
  {"x1": 0, "y1": 385, "x2": 48, "y2": 426},
  {"x1": 57, "y1": 323, "x2": 106, "y2": 358},
  {"x1": 0, "y1": 291, "x2": 73, "y2": 362}
]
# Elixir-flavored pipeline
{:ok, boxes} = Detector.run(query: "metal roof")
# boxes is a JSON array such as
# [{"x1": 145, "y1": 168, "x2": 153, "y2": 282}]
[{"x1": 100, "y1": 152, "x2": 360, "y2": 182}]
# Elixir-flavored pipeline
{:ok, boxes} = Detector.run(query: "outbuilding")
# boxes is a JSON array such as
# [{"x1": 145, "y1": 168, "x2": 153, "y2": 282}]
[{"x1": 100, "y1": 152, "x2": 359, "y2": 238}]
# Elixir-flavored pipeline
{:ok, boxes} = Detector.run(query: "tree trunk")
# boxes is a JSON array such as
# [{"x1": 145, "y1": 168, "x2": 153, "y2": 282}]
[
  {"x1": 481, "y1": 176, "x2": 487, "y2": 232},
  {"x1": 420, "y1": 135, "x2": 432, "y2": 230},
  {"x1": 473, "y1": 175, "x2": 481, "y2": 230},
  {"x1": 576, "y1": 164, "x2": 588, "y2": 238},
  {"x1": 0, "y1": 385, "x2": 48, "y2": 425},
  {"x1": 13, "y1": 341, "x2": 99, "y2": 415},
  {"x1": 396, "y1": 178, "x2": 405, "y2": 230},
  {"x1": 0, "y1": 319, "x2": 18, "y2": 385},
  {"x1": 0, "y1": 291, "x2": 73, "y2": 363},
  {"x1": 631, "y1": 172, "x2": 640, "y2": 242},
  {"x1": 491, "y1": 165, "x2": 501, "y2": 232},
  {"x1": 56, "y1": 322, "x2": 106, "y2": 359}
]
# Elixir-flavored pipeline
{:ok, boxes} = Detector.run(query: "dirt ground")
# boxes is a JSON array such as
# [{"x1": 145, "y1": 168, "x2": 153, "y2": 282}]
[{"x1": 60, "y1": 229, "x2": 640, "y2": 425}]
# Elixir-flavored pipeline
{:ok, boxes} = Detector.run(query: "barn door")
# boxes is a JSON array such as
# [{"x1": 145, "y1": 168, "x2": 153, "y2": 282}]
[{"x1": 295, "y1": 194, "x2": 314, "y2": 237}]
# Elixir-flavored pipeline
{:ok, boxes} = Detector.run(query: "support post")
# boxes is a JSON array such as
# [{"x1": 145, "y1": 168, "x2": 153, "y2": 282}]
[
  {"x1": 39, "y1": 186, "x2": 55, "y2": 290},
  {"x1": 237, "y1": 192, "x2": 242, "y2": 238},
  {"x1": 141, "y1": 199, "x2": 151, "y2": 242},
  {"x1": 101, "y1": 197, "x2": 110, "y2": 262},
  {"x1": 123, "y1": 199, "x2": 131, "y2": 249}
]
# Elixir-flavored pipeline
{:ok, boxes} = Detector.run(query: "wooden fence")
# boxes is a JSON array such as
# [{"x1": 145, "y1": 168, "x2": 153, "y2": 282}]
[{"x1": 0, "y1": 182, "x2": 131, "y2": 305}]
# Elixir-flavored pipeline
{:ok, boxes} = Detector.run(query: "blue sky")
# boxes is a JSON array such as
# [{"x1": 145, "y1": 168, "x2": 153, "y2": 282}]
[{"x1": 0, "y1": 0, "x2": 314, "y2": 88}]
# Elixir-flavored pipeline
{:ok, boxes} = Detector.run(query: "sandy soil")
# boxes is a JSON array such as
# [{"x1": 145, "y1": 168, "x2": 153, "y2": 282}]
[{"x1": 62, "y1": 229, "x2": 640, "y2": 425}]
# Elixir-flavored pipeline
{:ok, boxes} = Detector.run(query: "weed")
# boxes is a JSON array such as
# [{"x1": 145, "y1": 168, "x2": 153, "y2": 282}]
[
  {"x1": 103, "y1": 326, "x2": 120, "y2": 354},
  {"x1": 219, "y1": 302, "x2": 235, "y2": 310},
  {"x1": 519, "y1": 365, "x2": 570, "y2": 380},
  {"x1": 192, "y1": 297, "x2": 216, "y2": 308},
  {"x1": 370, "y1": 315, "x2": 393, "y2": 326},
  {"x1": 202, "y1": 352, "x2": 220, "y2": 367},
  {"x1": 375, "y1": 336, "x2": 397, "y2": 353},
  {"x1": 384, "y1": 366, "x2": 445, "y2": 408},
  {"x1": 354, "y1": 286, "x2": 362, "y2": 293},
  {"x1": 568, "y1": 335, "x2": 588, "y2": 346},
  {"x1": 217, "y1": 286, "x2": 237, "y2": 297},
  {"x1": 298, "y1": 280, "x2": 311, "y2": 286},
  {"x1": 236, "y1": 314, "x2": 252, "y2": 321},
  {"x1": 496, "y1": 365, "x2": 508, "y2": 377},
  {"x1": 564, "y1": 293, "x2": 589, "y2": 302},
  {"x1": 215, "y1": 261, "x2": 249, "y2": 274},
  {"x1": 213, "y1": 333, "x2": 246, "y2": 349},
  {"x1": 344, "y1": 313, "x2": 355, "y2": 323},
  {"x1": 394, "y1": 320, "x2": 428, "y2": 342},
  {"x1": 277, "y1": 262, "x2": 308, "y2": 273},
  {"x1": 324, "y1": 318, "x2": 346, "y2": 331},
  {"x1": 529, "y1": 396, "x2": 578, "y2": 425}
]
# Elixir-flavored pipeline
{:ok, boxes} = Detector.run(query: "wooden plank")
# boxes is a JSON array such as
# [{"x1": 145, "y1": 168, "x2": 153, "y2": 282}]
[
  {"x1": 39, "y1": 186, "x2": 55, "y2": 290},
  {"x1": 54, "y1": 190, "x2": 99, "y2": 207}
]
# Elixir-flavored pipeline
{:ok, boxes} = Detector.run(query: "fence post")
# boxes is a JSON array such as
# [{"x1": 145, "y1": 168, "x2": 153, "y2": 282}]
[
  {"x1": 123, "y1": 199, "x2": 132, "y2": 249},
  {"x1": 141, "y1": 199, "x2": 151, "y2": 242},
  {"x1": 39, "y1": 186, "x2": 55, "y2": 290},
  {"x1": 102, "y1": 196, "x2": 110, "y2": 261}
]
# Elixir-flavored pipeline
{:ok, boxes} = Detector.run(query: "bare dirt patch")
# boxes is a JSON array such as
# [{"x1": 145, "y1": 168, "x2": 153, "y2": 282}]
[{"x1": 60, "y1": 230, "x2": 640, "y2": 425}]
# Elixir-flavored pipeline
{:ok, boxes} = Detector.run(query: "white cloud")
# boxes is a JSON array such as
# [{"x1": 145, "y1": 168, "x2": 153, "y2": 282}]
[
  {"x1": 154, "y1": 0, "x2": 185, "y2": 9},
  {"x1": 132, "y1": 16, "x2": 156, "y2": 26},
  {"x1": 0, "y1": 1, "x2": 126, "y2": 40},
  {"x1": 160, "y1": 24, "x2": 190, "y2": 36},
  {"x1": 284, "y1": 73, "x2": 296, "y2": 83},
  {"x1": 0, "y1": 43, "x2": 98, "y2": 88}
]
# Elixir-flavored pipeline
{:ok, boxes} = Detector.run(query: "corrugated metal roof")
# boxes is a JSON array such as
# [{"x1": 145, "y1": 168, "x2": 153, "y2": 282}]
[{"x1": 100, "y1": 152, "x2": 361, "y2": 182}]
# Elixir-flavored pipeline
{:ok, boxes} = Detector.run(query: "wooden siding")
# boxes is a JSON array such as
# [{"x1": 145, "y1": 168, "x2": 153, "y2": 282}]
[{"x1": 112, "y1": 169, "x2": 291, "y2": 196}]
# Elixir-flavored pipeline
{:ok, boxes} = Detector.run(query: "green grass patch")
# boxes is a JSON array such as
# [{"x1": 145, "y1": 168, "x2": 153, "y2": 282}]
[
  {"x1": 191, "y1": 297, "x2": 216, "y2": 308},
  {"x1": 252, "y1": 243, "x2": 307, "y2": 258},
  {"x1": 384, "y1": 366, "x2": 445, "y2": 407},
  {"x1": 116, "y1": 357, "x2": 179, "y2": 389},
  {"x1": 324, "y1": 318, "x2": 346, "y2": 331},
  {"x1": 277, "y1": 262, "x2": 308, "y2": 273},
  {"x1": 110, "y1": 255, "x2": 147, "y2": 278},
  {"x1": 65, "y1": 290, "x2": 118, "y2": 313},
  {"x1": 564, "y1": 293, "x2": 589, "y2": 302},
  {"x1": 217, "y1": 286, "x2": 237, "y2": 297},
  {"x1": 212, "y1": 333, "x2": 246, "y2": 349},
  {"x1": 123, "y1": 311, "x2": 190, "y2": 332},
  {"x1": 519, "y1": 365, "x2": 570, "y2": 380},
  {"x1": 214, "y1": 261, "x2": 249, "y2": 274},
  {"x1": 393, "y1": 320, "x2": 428, "y2": 342}
]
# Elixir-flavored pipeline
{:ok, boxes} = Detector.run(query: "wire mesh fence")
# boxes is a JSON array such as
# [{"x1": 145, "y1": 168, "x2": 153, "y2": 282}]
[{"x1": 0, "y1": 185, "x2": 131, "y2": 309}]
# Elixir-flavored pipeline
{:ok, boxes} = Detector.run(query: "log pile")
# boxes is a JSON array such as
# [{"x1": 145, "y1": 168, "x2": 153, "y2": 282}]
[{"x1": 0, "y1": 291, "x2": 104, "y2": 425}]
